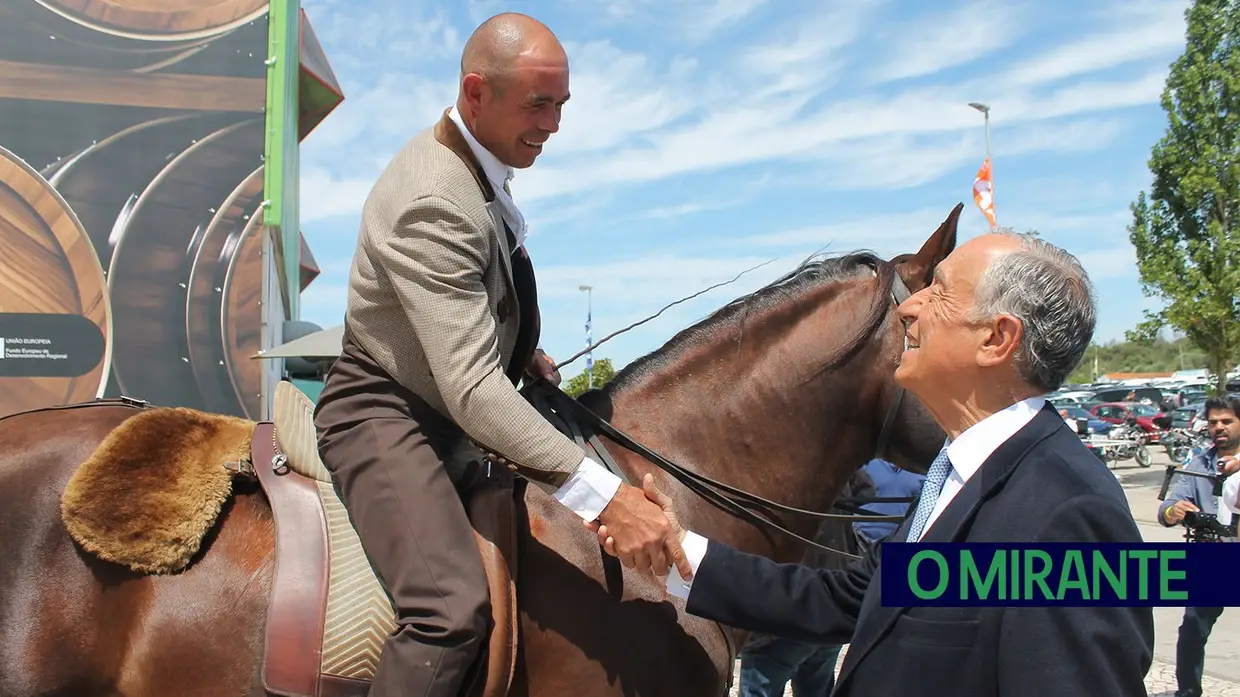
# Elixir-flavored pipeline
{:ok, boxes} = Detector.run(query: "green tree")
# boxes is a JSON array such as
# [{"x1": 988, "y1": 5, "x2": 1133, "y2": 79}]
[
  {"x1": 1064, "y1": 336, "x2": 1209, "y2": 384},
  {"x1": 1128, "y1": 0, "x2": 1240, "y2": 394},
  {"x1": 563, "y1": 358, "x2": 617, "y2": 397}
]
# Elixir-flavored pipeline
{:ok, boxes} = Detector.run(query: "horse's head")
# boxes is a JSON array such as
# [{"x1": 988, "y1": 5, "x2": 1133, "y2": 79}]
[
  {"x1": 598, "y1": 203, "x2": 962, "y2": 552},
  {"x1": 878, "y1": 203, "x2": 962, "y2": 474}
]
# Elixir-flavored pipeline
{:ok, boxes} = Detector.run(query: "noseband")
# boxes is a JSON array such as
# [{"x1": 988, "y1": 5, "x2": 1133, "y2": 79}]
[{"x1": 524, "y1": 260, "x2": 919, "y2": 561}]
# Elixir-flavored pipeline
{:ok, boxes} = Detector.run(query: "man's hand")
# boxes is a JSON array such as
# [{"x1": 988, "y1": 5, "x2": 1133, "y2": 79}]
[
  {"x1": 526, "y1": 349, "x2": 561, "y2": 386},
  {"x1": 587, "y1": 474, "x2": 693, "y2": 580},
  {"x1": 1164, "y1": 499, "x2": 1200, "y2": 525},
  {"x1": 1220, "y1": 455, "x2": 1239, "y2": 477}
]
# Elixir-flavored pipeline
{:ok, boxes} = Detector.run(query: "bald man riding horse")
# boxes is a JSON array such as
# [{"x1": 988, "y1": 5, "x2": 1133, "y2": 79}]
[{"x1": 313, "y1": 13, "x2": 688, "y2": 697}]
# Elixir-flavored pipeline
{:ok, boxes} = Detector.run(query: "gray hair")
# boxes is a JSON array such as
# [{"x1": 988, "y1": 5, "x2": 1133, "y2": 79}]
[{"x1": 968, "y1": 229, "x2": 1096, "y2": 392}]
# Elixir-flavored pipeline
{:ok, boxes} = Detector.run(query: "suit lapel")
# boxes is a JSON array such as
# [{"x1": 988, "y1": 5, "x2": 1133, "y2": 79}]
[
  {"x1": 835, "y1": 404, "x2": 1066, "y2": 689},
  {"x1": 432, "y1": 110, "x2": 517, "y2": 295},
  {"x1": 507, "y1": 245, "x2": 541, "y2": 384}
]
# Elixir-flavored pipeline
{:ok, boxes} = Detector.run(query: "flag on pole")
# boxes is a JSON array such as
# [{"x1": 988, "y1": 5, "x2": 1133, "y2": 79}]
[
  {"x1": 973, "y1": 157, "x2": 996, "y2": 228},
  {"x1": 584, "y1": 308, "x2": 593, "y2": 379}
]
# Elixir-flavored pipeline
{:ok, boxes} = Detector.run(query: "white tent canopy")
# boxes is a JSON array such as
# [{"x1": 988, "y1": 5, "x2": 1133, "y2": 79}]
[{"x1": 254, "y1": 324, "x2": 343, "y2": 359}]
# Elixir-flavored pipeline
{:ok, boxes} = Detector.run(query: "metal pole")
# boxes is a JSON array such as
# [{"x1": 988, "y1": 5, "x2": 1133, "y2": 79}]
[
  {"x1": 983, "y1": 109, "x2": 992, "y2": 161},
  {"x1": 587, "y1": 288, "x2": 593, "y2": 388},
  {"x1": 579, "y1": 285, "x2": 593, "y2": 388},
  {"x1": 984, "y1": 109, "x2": 993, "y2": 225}
]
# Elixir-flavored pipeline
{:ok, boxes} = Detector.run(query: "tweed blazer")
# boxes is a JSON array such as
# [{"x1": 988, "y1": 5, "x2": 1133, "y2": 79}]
[{"x1": 341, "y1": 110, "x2": 585, "y2": 490}]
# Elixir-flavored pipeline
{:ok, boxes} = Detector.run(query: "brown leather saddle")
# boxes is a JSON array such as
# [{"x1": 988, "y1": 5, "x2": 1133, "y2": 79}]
[{"x1": 253, "y1": 381, "x2": 520, "y2": 697}]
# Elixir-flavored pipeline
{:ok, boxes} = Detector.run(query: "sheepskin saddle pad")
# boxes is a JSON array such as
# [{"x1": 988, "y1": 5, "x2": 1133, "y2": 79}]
[{"x1": 60, "y1": 406, "x2": 257, "y2": 575}]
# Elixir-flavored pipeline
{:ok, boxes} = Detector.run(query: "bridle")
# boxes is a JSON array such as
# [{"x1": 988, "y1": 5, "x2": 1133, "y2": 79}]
[{"x1": 526, "y1": 259, "x2": 921, "y2": 561}]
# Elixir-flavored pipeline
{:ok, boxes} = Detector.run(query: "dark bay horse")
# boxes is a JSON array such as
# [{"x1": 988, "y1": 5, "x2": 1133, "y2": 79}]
[{"x1": 0, "y1": 205, "x2": 959, "y2": 697}]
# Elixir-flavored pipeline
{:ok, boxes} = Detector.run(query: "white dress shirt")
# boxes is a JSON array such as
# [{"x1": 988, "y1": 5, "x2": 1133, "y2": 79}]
[
  {"x1": 1222, "y1": 473, "x2": 1240, "y2": 519},
  {"x1": 446, "y1": 106, "x2": 620, "y2": 521},
  {"x1": 448, "y1": 107, "x2": 528, "y2": 249},
  {"x1": 918, "y1": 396, "x2": 1046, "y2": 540},
  {"x1": 665, "y1": 396, "x2": 1047, "y2": 600},
  {"x1": 1215, "y1": 456, "x2": 1239, "y2": 524}
]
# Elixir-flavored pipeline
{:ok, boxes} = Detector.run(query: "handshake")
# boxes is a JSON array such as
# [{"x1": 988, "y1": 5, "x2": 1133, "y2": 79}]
[{"x1": 586, "y1": 473, "x2": 694, "y2": 581}]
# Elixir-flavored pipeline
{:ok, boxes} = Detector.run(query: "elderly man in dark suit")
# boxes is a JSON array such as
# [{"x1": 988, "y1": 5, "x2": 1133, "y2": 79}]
[{"x1": 594, "y1": 230, "x2": 1155, "y2": 696}]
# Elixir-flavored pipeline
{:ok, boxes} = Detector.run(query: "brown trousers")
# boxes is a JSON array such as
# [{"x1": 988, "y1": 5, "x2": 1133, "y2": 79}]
[{"x1": 314, "y1": 333, "x2": 491, "y2": 697}]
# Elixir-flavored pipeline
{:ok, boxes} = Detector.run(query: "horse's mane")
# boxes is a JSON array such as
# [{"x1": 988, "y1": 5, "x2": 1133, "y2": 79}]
[{"x1": 607, "y1": 250, "x2": 891, "y2": 394}]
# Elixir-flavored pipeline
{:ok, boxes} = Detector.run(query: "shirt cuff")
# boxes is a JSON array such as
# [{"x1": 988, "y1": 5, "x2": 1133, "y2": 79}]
[
  {"x1": 664, "y1": 530, "x2": 709, "y2": 601},
  {"x1": 552, "y1": 456, "x2": 622, "y2": 521}
]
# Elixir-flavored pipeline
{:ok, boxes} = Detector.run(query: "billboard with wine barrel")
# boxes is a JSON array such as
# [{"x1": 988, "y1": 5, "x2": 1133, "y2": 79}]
[{"x1": 0, "y1": 1, "x2": 340, "y2": 420}]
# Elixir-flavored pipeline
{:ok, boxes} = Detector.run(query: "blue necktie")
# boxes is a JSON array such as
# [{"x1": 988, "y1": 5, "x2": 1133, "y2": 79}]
[{"x1": 906, "y1": 447, "x2": 954, "y2": 542}]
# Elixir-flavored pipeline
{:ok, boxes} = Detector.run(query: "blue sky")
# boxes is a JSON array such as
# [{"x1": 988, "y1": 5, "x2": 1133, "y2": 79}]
[{"x1": 296, "y1": 0, "x2": 1189, "y2": 380}]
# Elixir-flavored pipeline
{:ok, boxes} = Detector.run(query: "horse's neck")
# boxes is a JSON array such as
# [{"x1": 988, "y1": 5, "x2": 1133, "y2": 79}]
[{"x1": 603, "y1": 280, "x2": 881, "y2": 562}]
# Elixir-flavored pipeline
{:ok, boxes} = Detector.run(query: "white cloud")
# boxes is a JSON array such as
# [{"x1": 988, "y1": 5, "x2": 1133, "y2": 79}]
[
  {"x1": 1076, "y1": 246, "x2": 1139, "y2": 281},
  {"x1": 301, "y1": 0, "x2": 462, "y2": 71},
  {"x1": 466, "y1": 0, "x2": 504, "y2": 25},
  {"x1": 519, "y1": 71, "x2": 1146, "y2": 203},
  {"x1": 299, "y1": 166, "x2": 377, "y2": 225},
  {"x1": 688, "y1": 0, "x2": 772, "y2": 41},
  {"x1": 567, "y1": 0, "x2": 772, "y2": 42},
  {"x1": 294, "y1": 0, "x2": 1184, "y2": 360},
  {"x1": 1025, "y1": 69, "x2": 1171, "y2": 119},
  {"x1": 299, "y1": 280, "x2": 348, "y2": 329},
  {"x1": 734, "y1": 2, "x2": 875, "y2": 98},
  {"x1": 637, "y1": 197, "x2": 750, "y2": 220},
  {"x1": 299, "y1": 74, "x2": 458, "y2": 223},
  {"x1": 869, "y1": 0, "x2": 1031, "y2": 83},
  {"x1": 740, "y1": 208, "x2": 962, "y2": 251},
  {"x1": 299, "y1": 0, "x2": 1181, "y2": 226},
  {"x1": 999, "y1": 1, "x2": 1186, "y2": 87},
  {"x1": 535, "y1": 254, "x2": 788, "y2": 306},
  {"x1": 539, "y1": 41, "x2": 697, "y2": 157}
]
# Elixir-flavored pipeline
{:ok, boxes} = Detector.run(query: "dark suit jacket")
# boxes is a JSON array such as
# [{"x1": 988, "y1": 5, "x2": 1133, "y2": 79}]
[{"x1": 685, "y1": 404, "x2": 1155, "y2": 696}]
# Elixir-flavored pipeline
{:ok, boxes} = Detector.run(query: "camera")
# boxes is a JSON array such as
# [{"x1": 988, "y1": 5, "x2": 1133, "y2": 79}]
[{"x1": 1182, "y1": 510, "x2": 1237, "y2": 542}]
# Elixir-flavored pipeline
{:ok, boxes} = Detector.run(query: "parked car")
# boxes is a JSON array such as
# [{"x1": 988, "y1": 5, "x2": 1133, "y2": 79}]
[
  {"x1": 1089, "y1": 401, "x2": 1171, "y2": 442},
  {"x1": 1058, "y1": 406, "x2": 1111, "y2": 436},
  {"x1": 1176, "y1": 388, "x2": 1207, "y2": 407},
  {"x1": 1091, "y1": 386, "x2": 1166, "y2": 410},
  {"x1": 1170, "y1": 401, "x2": 1205, "y2": 430},
  {"x1": 1047, "y1": 390, "x2": 1096, "y2": 405}
]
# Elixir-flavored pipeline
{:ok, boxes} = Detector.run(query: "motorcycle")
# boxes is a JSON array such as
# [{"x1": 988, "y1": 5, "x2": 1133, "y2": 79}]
[
  {"x1": 1083, "y1": 417, "x2": 1153, "y2": 467},
  {"x1": 1162, "y1": 427, "x2": 1212, "y2": 466}
]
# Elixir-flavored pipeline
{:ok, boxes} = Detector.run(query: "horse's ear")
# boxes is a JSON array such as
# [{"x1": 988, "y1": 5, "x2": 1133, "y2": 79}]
[{"x1": 894, "y1": 203, "x2": 961, "y2": 292}]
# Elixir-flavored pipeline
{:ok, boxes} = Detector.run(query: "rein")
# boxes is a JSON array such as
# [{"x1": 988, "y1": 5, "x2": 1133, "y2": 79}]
[{"x1": 528, "y1": 260, "x2": 919, "y2": 561}]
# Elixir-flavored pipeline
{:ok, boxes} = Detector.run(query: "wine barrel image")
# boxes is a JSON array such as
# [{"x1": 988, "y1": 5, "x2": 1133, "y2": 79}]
[
  {"x1": 0, "y1": 145, "x2": 111, "y2": 419},
  {"x1": 46, "y1": 112, "x2": 242, "y2": 271},
  {"x1": 0, "y1": 1, "x2": 267, "y2": 73},
  {"x1": 106, "y1": 117, "x2": 263, "y2": 410},
  {"x1": 36, "y1": 0, "x2": 269, "y2": 42},
  {"x1": 185, "y1": 165, "x2": 263, "y2": 415},
  {"x1": 220, "y1": 213, "x2": 263, "y2": 419}
]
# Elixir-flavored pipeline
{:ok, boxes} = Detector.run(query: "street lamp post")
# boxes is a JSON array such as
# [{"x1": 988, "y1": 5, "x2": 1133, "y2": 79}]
[
  {"x1": 968, "y1": 101, "x2": 995, "y2": 229},
  {"x1": 578, "y1": 284, "x2": 593, "y2": 388},
  {"x1": 969, "y1": 101, "x2": 991, "y2": 163}
]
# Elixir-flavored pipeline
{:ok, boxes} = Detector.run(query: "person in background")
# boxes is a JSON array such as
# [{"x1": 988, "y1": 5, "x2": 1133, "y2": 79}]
[
  {"x1": 1057, "y1": 407, "x2": 1079, "y2": 434},
  {"x1": 850, "y1": 458, "x2": 924, "y2": 553},
  {"x1": 1157, "y1": 395, "x2": 1240, "y2": 697}
]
